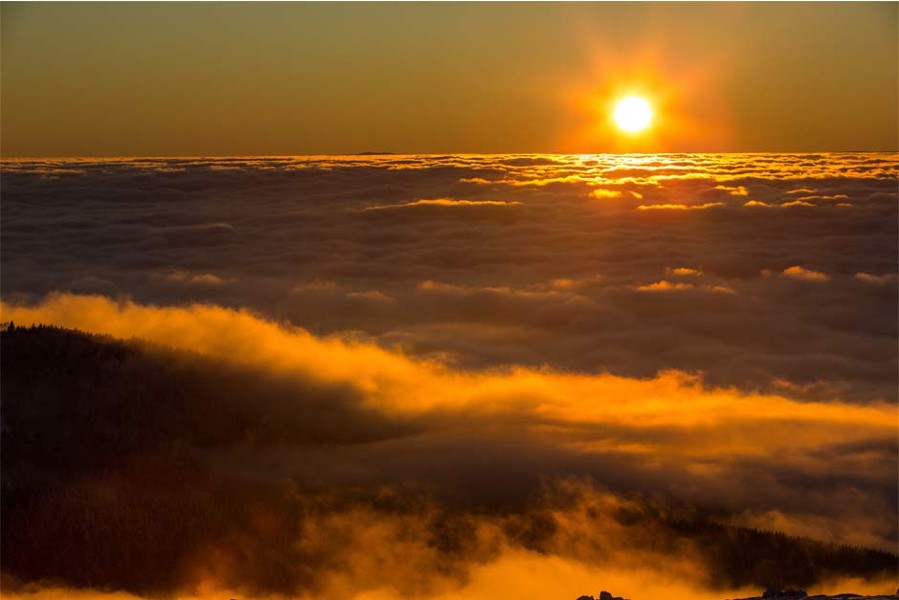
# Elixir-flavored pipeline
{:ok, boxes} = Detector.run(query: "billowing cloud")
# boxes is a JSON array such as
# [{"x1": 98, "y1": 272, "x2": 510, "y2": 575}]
[
  {"x1": 2, "y1": 295, "x2": 896, "y2": 525},
  {"x1": 1, "y1": 295, "x2": 897, "y2": 599}
]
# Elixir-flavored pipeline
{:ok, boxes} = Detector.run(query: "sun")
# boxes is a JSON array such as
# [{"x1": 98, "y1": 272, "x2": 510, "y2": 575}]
[{"x1": 613, "y1": 96, "x2": 653, "y2": 133}]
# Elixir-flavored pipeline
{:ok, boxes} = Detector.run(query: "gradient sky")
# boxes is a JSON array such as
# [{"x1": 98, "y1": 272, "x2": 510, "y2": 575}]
[{"x1": 2, "y1": 2, "x2": 897, "y2": 156}]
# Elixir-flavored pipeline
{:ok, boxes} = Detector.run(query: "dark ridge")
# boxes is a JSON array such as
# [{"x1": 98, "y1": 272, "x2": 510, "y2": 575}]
[
  {"x1": 667, "y1": 517, "x2": 898, "y2": 589},
  {"x1": 506, "y1": 494, "x2": 897, "y2": 592},
  {"x1": 1, "y1": 324, "x2": 415, "y2": 460}
]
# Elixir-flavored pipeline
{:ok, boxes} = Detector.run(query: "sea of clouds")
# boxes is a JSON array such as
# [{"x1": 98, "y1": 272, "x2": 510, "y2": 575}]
[
  {"x1": 4, "y1": 153, "x2": 896, "y2": 400},
  {"x1": 1, "y1": 153, "x2": 897, "y2": 599}
]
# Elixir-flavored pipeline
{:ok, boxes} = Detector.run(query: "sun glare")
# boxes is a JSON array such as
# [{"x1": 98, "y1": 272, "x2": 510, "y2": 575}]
[{"x1": 613, "y1": 96, "x2": 653, "y2": 133}]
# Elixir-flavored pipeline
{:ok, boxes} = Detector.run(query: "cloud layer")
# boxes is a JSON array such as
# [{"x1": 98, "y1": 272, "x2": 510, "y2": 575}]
[
  {"x1": 2, "y1": 154, "x2": 896, "y2": 403},
  {"x1": 1, "y1": 154, "x2": 897, "y2": 598}
]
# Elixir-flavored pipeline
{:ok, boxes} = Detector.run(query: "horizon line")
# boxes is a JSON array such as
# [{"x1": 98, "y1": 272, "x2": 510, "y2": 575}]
[{"x1": 3, "y1": 150, "x2": 898, "y2": 161}]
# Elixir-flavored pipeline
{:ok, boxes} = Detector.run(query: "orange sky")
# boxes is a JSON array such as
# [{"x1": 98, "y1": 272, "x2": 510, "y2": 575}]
[{"x1": 2, "y1": 3, "x2": 897, "y2": 155}]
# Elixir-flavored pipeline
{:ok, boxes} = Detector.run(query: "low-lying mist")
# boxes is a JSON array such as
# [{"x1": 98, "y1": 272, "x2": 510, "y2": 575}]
[{"x1": 2, "y1": 296, "x2": 896, "y2": 599}]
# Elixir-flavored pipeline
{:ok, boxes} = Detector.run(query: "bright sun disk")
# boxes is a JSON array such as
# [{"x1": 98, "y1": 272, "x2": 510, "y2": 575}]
[{"x1": 614, "y1": 96, "x2": 653, "y2": 133}]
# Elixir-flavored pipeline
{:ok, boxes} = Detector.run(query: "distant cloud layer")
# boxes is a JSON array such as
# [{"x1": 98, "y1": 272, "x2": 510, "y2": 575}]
[{"x1": 3, "y1": 154, "x2": 896, "y2": 403}]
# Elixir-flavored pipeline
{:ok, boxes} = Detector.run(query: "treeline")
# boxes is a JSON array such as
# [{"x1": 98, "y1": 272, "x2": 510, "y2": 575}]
[
  {"x1": 668, "y1": 517, "x2": 897, "y2": 589},
  {"x1": 2, "y1": 324, "x2": 413, "y2": 473}
]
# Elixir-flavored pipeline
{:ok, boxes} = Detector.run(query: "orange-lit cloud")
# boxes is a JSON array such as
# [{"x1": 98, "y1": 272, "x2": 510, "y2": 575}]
[
  {"x1": 591, "y1": 188, "x2": 623, "y2": 199},
  {"x1": 667, "y1": 267, "x2": 703, "y2": 277},
  {"x1": 715, "y1": 185, "x2": 749, "y2": 196},
  {"x1": 2, "y1": 294, "x2": 894, "y2": 507},
  {"x1": 635, "y1": 280, "x2": 695, "y2": 292},
  {"x1": 781, "y1": 266, "x2": 831, "y2": 282},
  {"x1": 636, "y1": 280, "x2": 736, "y2": 295},
  {"x1": 856, "y1": 272, "x2": 898, "y2": 285},
  {"x1": 2, "y1": 294, "x2": 897, "y2": 598},
  {"x1": 636, "y1": 202, "x2": 724, "y2": 211},
  {"x1": 160, "y1": 271, "x2": 228, "y2": 286},
  {"x1": 364, "y1": 198, "x2": 521, "y2": 210},
  {"x1": 2, "y1": 293, "x2": 893, "y2": 440}
]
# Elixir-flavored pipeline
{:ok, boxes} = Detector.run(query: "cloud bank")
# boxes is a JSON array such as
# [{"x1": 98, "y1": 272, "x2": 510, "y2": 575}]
[{"x1": 2, "y1": 154, "x2": 896, "y2": 403}]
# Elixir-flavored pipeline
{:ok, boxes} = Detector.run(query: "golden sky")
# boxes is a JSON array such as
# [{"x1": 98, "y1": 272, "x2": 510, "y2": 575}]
[{"x1": 1, "y1": 3, "x2": 897, "y2": 154}]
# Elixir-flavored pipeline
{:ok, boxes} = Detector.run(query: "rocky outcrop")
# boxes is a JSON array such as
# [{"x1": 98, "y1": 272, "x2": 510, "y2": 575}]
[{"x1": 576, "y1": 591, "x2": 629, "y2": 600}]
